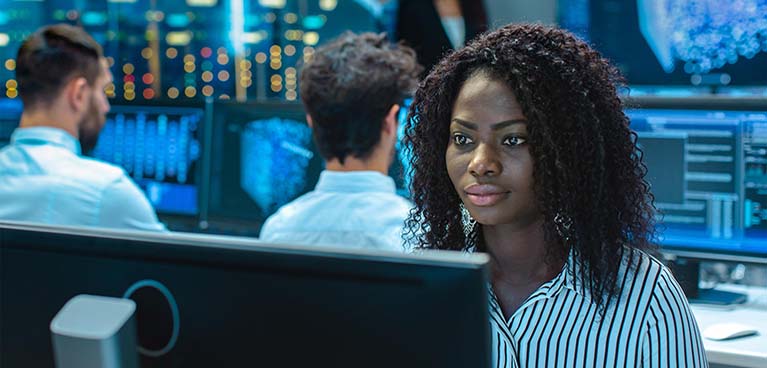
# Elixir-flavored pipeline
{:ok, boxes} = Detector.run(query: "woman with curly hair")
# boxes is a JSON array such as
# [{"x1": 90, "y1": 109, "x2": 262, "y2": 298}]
[{"x1": 404, "y1": 24, "x2": 706, "y2": 367}]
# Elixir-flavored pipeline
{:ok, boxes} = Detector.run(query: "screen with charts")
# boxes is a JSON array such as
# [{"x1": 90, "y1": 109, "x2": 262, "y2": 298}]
[
  {"x1": 207, "y1": 100, "x2": 412, "y2": 234},
  {"x1": 626, "y1": 99, "x2": 767, "y2": 259},
  {"x1": 92, "y1": 104, "x2": 204, "y2": 216},
  {"x1": 559, "y1": 0, "x2": 767, "y2": 86}
]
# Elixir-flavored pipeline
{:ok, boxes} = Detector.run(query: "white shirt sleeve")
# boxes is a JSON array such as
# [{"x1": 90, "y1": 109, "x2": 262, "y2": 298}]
[{"x1": 98, "y1": 176, "x2": 167, "y2": 232}]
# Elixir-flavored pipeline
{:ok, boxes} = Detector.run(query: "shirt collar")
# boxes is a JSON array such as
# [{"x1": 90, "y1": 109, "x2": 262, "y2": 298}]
[
  {"x1": 11, "y1": 127, "x2": 82, "y2": 155},
  {"x1": 314, "y1": 170, "x2": 397, "y2": 194}
]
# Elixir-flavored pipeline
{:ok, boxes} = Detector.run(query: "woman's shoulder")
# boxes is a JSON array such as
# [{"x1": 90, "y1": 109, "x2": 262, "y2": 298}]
[{"x1": 619, "y1": 247, "x2": 688, "y2": 306}]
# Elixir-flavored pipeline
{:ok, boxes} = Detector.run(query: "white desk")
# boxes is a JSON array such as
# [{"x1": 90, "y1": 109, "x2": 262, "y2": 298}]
[{"x1": 691, "y1": 285, "x2": 767, "y2": 368}]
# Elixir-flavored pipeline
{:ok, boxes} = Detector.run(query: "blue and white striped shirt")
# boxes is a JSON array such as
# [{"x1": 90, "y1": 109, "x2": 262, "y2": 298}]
[{"x1": 489, "y1": 249, "x2": 707, "y2": 368}]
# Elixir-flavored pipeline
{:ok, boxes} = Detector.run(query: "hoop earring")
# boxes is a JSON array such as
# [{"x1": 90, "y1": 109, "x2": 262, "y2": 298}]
[
  {"x1": 460, "y1": 202, "x2": 477, "y2": 234},
  {"x1": 554, "y1": 213, "x2": 573, "y2": 241}
]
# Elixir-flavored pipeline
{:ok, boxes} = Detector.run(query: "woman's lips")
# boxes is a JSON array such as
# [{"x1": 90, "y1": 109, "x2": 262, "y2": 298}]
[{"x1": 464, "y1": 184, "x2": 509, "y2": 207}]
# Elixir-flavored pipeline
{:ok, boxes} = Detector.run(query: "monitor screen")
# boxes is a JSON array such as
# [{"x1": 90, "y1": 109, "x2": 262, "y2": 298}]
[
  {"x1": 0, "y1": 222, "x2": 491, "y2": 368},
  {"x1": 626, "y1": 97, "x2": 767, "y2": 261},
  {"x1": 0, "y1": 98, "x2": 22, "y2": 149},
  {"x1": 206, "y1": 101, "x2": 411, "y2": 234},
  {"x1": 559, "y1": 0, "x2": 767, "y2": 86},
  {"x1": 206, "y1": 101, "x2": 323, "y2": 232},
  {"x1": 92, "y1": 104, "x2": 204, "y2": 216}
]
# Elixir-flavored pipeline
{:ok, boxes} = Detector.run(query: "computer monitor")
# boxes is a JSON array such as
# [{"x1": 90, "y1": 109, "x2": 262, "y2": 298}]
[
  {"x1": 0, "y1": 222, "x2": 492, "y2": 368},
  {"x1": 0, "y1": 98, "x2": 22, "y2": 148},
  {"x1": 91, "y1": 104, "x2": 205, "y2": 217},
  {"x1": 626, "y1": 96, "x2": 767, "y2": 301},
  {"x1": 206, "y1": 101, "x2": 411, "y2": 235},
  {"x1": 559, "y1": 0, "x2": 767, "y2": 87}
]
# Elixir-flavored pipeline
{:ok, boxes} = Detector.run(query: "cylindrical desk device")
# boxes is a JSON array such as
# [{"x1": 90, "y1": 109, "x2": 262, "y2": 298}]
[{"x1": 50, "y1": 294, "x2": 139, "y2": 368}]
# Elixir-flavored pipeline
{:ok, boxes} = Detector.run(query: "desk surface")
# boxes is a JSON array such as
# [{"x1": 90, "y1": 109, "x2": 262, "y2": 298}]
[{"x1": 691, "y1": 285, "x2": 767, "y2": 368}]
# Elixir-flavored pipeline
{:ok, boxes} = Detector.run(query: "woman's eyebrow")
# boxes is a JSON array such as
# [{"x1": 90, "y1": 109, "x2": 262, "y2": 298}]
[{"x1": 451, "y1": 118, "x2": 527, "y2": 131}]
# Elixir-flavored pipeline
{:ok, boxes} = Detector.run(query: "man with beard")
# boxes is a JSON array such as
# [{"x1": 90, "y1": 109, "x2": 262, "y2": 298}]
[{"x1": 0, "y1": 24, "x2": 165, "y2": 231}]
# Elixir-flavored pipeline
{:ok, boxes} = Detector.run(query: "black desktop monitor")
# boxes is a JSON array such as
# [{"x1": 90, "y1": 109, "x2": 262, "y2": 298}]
[
  {"x1": 0, "y1": 98, "x2": 22, "y2": 148},
  {"x1": 206, "y1": 101, "x2": 411, "y2": 235},
  {"x1": 91, "y1": 103, "x2": 205, "y2": 218},
  {"x1": 0, "y1": 222, "x2": 492, "y2": 368},
  {"x1": 626, "y1": 96, "x2": 767, "y2": 301},
  {"x1": 559, "y1": 0, "x2": 767, "y2": 87}
]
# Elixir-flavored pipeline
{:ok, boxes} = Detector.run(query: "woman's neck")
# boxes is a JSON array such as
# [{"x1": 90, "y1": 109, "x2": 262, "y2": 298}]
[{"x1": 483, "y1": 220, "x2": 561, "y2": 287}]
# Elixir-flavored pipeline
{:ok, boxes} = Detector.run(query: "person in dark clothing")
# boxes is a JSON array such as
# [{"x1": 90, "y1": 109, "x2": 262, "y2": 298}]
[{"x1": 396, "y1": 0, "x2": 488, "y2": 76}]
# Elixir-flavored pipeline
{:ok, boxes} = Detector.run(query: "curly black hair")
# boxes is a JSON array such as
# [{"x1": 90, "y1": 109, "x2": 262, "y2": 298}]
[
  {"x1": 404, "y1": 24, "x2": 657, "y2": 309},
  {"x1": 300, "y1": 32, "x2": 421, "y2": 164}
]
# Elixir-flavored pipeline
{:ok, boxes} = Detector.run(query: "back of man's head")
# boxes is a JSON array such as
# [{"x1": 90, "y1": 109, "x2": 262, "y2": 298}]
[
  {"x1": 300, "y1": 32, "x2": 421, "y2": 164},
  {"x1": 16, "y1": 24, "x2": 103, "y2": 110}
]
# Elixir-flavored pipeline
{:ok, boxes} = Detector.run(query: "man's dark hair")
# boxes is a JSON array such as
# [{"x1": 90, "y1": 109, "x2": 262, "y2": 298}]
[
  {"x1": 16, "y1": 24, "x2": 104, "y2": 108},
  {"x1": 300, "y1": 32, "x2": 421, "y2": 164}
]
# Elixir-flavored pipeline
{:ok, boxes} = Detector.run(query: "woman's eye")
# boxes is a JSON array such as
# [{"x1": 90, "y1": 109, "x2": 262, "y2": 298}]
[
  {"x1": 503, "y1": 136, "x2": 527, "y2": 146},
  {"x1": 453, "y1": 134, "x2": 473, "y2": 146}
]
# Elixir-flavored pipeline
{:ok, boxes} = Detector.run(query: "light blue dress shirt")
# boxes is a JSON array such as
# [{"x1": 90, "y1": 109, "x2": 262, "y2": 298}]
[
  {"x1": 259, "y1": 170, "x2": 413, "y2": 251},
  {"x1": 0, "y1": 127, "x2": 166, "y2": 231}
]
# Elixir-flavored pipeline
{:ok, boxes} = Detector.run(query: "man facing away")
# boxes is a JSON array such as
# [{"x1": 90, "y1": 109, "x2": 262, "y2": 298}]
[
  {"x1": 259, "y1": 32, "x2": 421, "y2": 251},
  {"x1": 0, "y1": 24, "x2": 165, "y2": 231}
]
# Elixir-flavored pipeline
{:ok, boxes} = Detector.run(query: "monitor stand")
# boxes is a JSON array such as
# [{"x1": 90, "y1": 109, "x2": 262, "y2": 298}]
[{"x1": 668, "y1": 257, "x2": 748, "y2": 306}]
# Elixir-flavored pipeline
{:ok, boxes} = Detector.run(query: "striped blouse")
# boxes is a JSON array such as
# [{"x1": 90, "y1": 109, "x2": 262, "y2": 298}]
[{"x1": 489, "y1": 249, "x2": 707, "y2": 368}]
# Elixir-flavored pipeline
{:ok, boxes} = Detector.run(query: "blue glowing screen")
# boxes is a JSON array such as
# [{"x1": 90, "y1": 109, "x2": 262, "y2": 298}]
[
  {"x1": 92, "y1": 105, "x2": 203, "y2": 215},
  {"x1": 628, "y1": 107, "x2": 767, "y2": 257},
  {"x1": 559, "y1": 0, "x2": 767, "y2": 85},
  {"x1": 0, "y1": 98, "x2": 22, "y2": 149},
  {"x1": 208, "y1": 101, "x2": 412, "y2": 230},
  {"x1": 240, "y1": 117, "x2": 316, "y2": 215}
]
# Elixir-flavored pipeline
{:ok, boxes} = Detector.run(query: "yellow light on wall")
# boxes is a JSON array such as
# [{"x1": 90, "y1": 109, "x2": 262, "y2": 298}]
[
  {"x1": 270, "y1": 60, "x2": 282, "y2": 70},
  {"x1": 255, "y1": 53, "x2": 267, "y2": 63},
  {"x1": 202, "y1": 85, "x2": 214, "y2": 96},
  {"x1": 284, "y1": 45, "x2": 296, "y2": 56},
  {"x1": 6, "y1": 89, "x2": 18, "y2": 98},
  {"x1": 184, "y1": 63, "x2": 196, "y2": 73},
  {"x1": 201, "y1": 71, "x2": 214, "y2": 83},
  {"x1": 166, "y1": 31, "x2": 193, "y2": 46},
  {"x1": 124, "y1": 91, "x2": 136, "y2": 101},
  {"x1": 167, "y1": 87, "x2": 180, "y2": 99},
  {"x1": 270, "y1": 75, "x2": 282, "y2": 84},
  {"x1": 4, "y1": 59, "x2": 16, "y2": 71},
  {"x1": 184, "y1": 86, "x2": 197, "y2": 98},
  {"x1": 217, "y1": 70, "x2": 230, "y2": 82},
  {"x1": 283, "y1": 13, "x2": 297, "y2": 24},
  {"x1": 319, "y1": 0, "x2": 337, "y2": 11},
  {"x1": 122, "y1": 63, "x2": 135, "y2": 75},
  {"x1": 141, "y1": 47, "x2": 153, "y2": 59},
  {"x1": 0, "y1": 33, "x2": 10, "y2": 47},
  {"x1": 183, "y1": 54, "x2": 196, "y2": 63},
  {"x1": 166, "y1": 48, "x2": 178, "y2": 59},
  {"x1": 105, "y1": 83, "x2": 116, "y2": 98},
  {"x1": 286, "y1": 90, "x2": 297, "y2": 101},
  {"x1": 239, "y1": 60, "x2": 252, "y2": 70},
  {"x1": 5, "y1": 80, "x2": 16, "y2": 89},
  {"x1": 258, "y1": 0, "x2": 286, "y2": 8},
  {"x1": 269, "y1": 45, "x2": 281, "y2": 55},
  {"x1": 303, "y1": 32, "x2": 319, "y2": 46},
  {"x1": 217, "y1": 54, "x2": 229, "y2": 65}
]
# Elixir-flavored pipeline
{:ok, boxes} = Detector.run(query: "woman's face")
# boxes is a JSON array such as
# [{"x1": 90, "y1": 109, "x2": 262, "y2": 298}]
[{"x1": 446, "y1": 72, "x2": 542, "y2": 228}]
